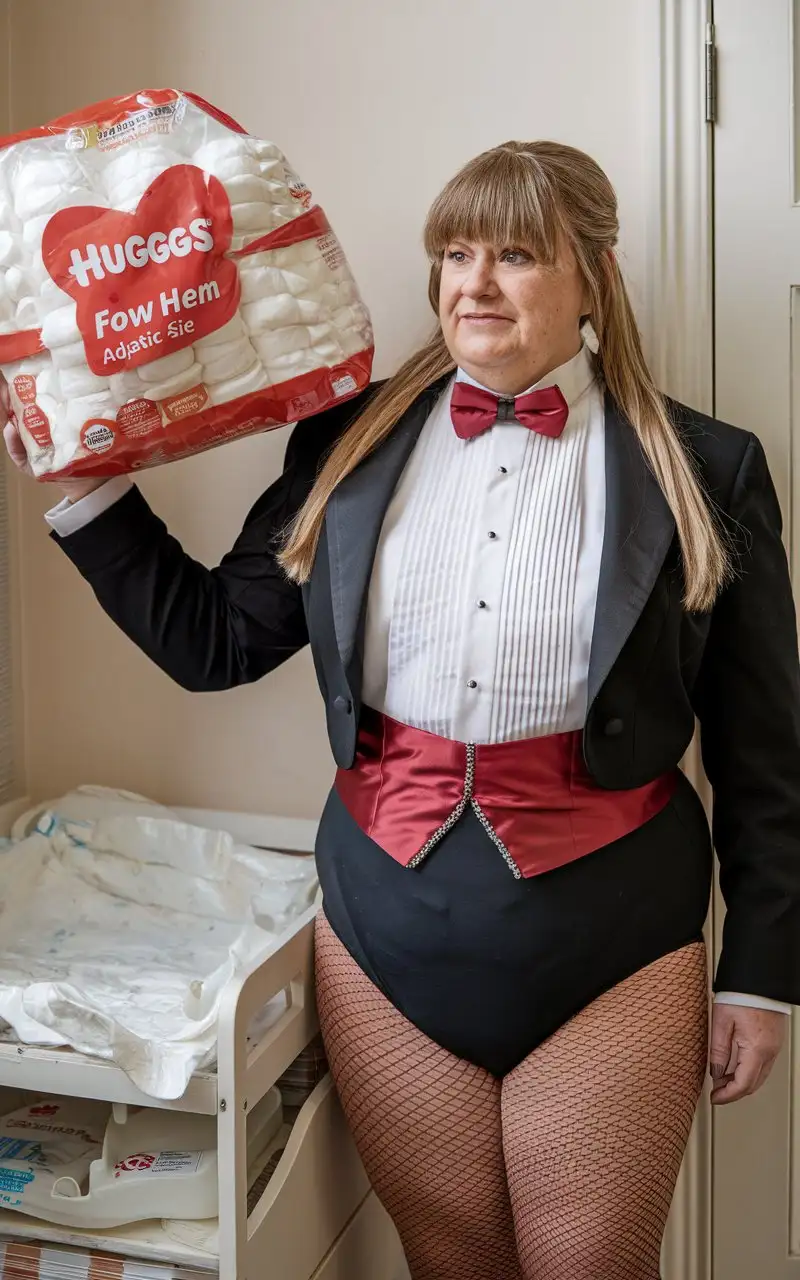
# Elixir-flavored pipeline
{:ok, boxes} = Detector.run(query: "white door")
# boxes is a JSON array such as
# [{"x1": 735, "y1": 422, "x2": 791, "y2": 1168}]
[{"x1": 714, "y1": 2, "x2": 799, "y2": 1276}]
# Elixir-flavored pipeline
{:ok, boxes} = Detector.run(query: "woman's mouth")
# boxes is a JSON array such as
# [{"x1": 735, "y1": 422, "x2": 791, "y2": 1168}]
[{"x1": 460, "y1": 314, "x2": 511, "y2": 325}]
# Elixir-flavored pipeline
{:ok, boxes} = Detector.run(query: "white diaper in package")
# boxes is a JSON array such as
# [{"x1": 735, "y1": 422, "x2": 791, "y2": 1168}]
[{"x1": 0, "y1": 89, "x2": 373, "y2": 479}]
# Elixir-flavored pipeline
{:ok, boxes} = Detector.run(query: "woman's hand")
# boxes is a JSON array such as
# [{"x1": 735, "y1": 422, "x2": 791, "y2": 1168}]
[
  {"x1": 1, "y1": 380, "x2": 106, "y2": 503},
  {"x1": 709, "y1": 1003, "x2": 787, "y2": 1104}
]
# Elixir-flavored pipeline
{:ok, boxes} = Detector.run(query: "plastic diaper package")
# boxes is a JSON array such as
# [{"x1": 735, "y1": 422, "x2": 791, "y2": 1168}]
[{"x1": 0, "y1": 89, "x2": 374, "y2": 479}]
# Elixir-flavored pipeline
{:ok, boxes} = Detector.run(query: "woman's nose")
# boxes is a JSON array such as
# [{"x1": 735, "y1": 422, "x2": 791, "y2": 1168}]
[{"x1": 462, "y1": 261, "x2": 499, "y2": 298}]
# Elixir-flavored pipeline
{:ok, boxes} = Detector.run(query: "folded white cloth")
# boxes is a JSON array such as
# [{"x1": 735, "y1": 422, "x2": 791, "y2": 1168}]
[
  {"x1": 58, "y1": 364, "x2": 111, "y2": 398},
  {"x1": 35, "y1": 365, "x2": 61, "y2": 398},
  {"x1": 101, "y1": 145, "x2": 183, "y2": 186},
  {"x1": 14, "y1": 295, "x2": 37, "y2": 327},
  {"x1": 194, "y1": 310, "x2": 247, "y2": 347},
  {"x1": 200, "y1": 338, "x2": 260, "y2": 384},
  {"x1": 135, "y1": 347, "x2": 196, "y2": 383},
  {"x1": 135, "y1": 362, "x2": 204, "y2": 403},
  {"x1": 65, "y1": 392, "x2": 116, "y2": 431},
  {"x1": 22, "y1": 214, "x2": 52, "y2": 251},
  {"x1": 51, "y1": 337, "x2": 91, "y2": 370},
  {"x1": 223, "y1": 174, "x2": 279, "y2": 205},
  {"x1": 0, "y1": 231, "x2": 20, "y2": 267},
  {"x1": 41, "y1": 303, "x2": 81, "y2": 349},
  {"x1": 0, "y1": 785, "x2": 320, "y2": 1098},
  {"x1": 207, "y1": 362, "x2": 271, "y2": 406},
  {"x1": 265, "y1": 351, "x2": 324, "y2": 382},
  {"x1": 230, "y1": 201, "x2": 275, "y2": 234},
  {"x1": 4, "y1": 265, "x2": 24, "y2": 301},
  {"x1": 15, "y1": 182, "x2": 97, "y2": 222},
  {"x1": 109, "y1": 370, "x2": 144, "y2": 407},
  {"x1": 36, "y1": 274, "x2": 71, "y2": 317}
]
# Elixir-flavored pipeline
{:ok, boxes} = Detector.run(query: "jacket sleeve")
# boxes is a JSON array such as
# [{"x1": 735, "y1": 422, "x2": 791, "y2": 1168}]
[
  {"x1": 50, "y1": 428, "x2": 315, "y2": 692},
  {"x1": 692, "y1": 433, "x2": 800, "y2": 1004}
]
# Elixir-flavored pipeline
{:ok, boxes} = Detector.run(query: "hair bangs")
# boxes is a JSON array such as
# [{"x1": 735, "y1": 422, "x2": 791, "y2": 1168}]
[{"x1": 423, "y1": 145, "x2": 562, "y2": 264}]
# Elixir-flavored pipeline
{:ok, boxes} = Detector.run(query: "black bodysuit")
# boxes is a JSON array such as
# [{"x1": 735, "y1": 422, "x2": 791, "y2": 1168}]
[{"x1": 316, "y1": 766, "x2": 712, "y2": 1076}]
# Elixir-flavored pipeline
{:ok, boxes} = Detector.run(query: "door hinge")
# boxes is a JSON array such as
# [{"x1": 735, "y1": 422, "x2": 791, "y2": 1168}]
[{"x1": 705, "y1": 22, "x2": 717, "y2": 123}]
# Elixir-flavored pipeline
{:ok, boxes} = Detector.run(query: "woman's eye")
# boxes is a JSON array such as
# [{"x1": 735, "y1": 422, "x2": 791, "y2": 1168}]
[
  {"x1": 446, "y1": 250, "x2": 468, "y2": 263},
  {"x1": 501, "y1": 249, "x2": 531, "y2": 265}
]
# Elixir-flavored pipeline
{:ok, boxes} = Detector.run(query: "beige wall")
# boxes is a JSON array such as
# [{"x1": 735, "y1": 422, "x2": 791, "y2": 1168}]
[
  {"x1": 0, "y1": 0, "x2": 26, "y2": 803},
  {"x1": 7, "y1": 0, "x2": 658, "y2": 816}
]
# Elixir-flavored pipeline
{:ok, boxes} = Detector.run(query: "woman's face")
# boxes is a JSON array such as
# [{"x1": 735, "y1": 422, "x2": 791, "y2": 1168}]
[{"x1": 438, "y1": 237, "x2": 591, "y2": 395}]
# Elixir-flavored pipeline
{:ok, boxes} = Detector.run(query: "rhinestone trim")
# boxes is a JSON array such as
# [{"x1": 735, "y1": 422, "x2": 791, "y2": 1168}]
[
  {"x1": 407, "y1": 742, "x2": 522, "y2": 877},
  {"x1": 407, "y1": 743, "x2": 475, "y2": 869},
  {"x1": 470, "y1": 797, "x2": 523, "y2": 879}
]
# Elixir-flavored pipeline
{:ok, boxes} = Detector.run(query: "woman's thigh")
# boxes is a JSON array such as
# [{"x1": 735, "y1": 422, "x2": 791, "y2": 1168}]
[
  {"x1": 501, "y1": 941, "x2": 708, "y2": 1280},
  {"x1": 315, "y1": 912, "x2": 522, "y2": 1280}
]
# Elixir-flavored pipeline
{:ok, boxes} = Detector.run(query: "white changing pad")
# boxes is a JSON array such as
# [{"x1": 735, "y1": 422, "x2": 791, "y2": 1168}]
[{"x1": 0, "y1": 788, "x2": 318, "y2": 1099}]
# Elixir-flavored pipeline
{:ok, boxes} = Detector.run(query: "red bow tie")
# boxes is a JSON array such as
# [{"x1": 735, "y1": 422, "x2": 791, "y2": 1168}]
[{"x1": 450, "y1": 380, "x2": 570, "y2": 440}]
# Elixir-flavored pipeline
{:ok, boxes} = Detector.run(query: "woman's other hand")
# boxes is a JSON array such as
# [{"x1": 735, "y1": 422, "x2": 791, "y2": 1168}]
[{"x1": 709, "y1": 1002, "x2": 787, "y2": 1104}]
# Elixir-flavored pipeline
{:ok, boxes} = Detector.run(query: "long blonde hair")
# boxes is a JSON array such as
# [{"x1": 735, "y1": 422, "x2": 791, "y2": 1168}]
[{"x1": 280, "y1": 140, "x2": 728, "y2": 610}]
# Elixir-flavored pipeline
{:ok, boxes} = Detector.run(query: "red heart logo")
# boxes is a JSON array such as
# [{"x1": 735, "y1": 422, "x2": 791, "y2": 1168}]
[{"x1": 42, "y1": 164, "x2": 239, "y2": 375}]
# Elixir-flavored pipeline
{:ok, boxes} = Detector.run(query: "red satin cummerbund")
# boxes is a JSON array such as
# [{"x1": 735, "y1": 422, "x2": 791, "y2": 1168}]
[{"x1": 334, "y1": 707, "x2": 678, "y2": 879}]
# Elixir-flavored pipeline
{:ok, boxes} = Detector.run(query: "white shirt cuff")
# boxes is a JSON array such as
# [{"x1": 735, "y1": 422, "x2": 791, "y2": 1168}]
[
  {"x1": 45, "y1": 477, "x2": 133, "y2": 537},
  {"x1": 715, "y1": 991, "x2": 792, "y2": 1015}
]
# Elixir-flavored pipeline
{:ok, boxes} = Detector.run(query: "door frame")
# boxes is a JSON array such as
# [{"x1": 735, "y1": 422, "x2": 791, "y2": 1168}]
[
  {"x1": 649, "y1": 2, "x2": 714, "y2": 1279},
  {"x1": 648, "y1": 0, "x2": 714, "y2": 414}
]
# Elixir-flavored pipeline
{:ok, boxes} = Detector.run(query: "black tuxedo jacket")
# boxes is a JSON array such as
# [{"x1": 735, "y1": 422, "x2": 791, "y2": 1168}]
[{"x1": 53, "y1": 381, "x2": 800, "y2": 1004}]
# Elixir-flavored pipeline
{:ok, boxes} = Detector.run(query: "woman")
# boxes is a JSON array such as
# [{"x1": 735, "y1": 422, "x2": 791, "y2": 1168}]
[{"x1": 6, "y1": 141, "x2": 799, "y2": 1279}]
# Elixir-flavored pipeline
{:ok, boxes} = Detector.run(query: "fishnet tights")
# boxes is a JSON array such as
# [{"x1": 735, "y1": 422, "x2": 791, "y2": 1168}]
[
  {"x1": 503, "y1": 939, "x2": 708, "y2": 1278},
  {"x1": 315, "y1": 914, "x2": 707, "y2": 1280},
  {"x1": 315, "y1": 914, "x2": 521, "y2": 1280}
]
